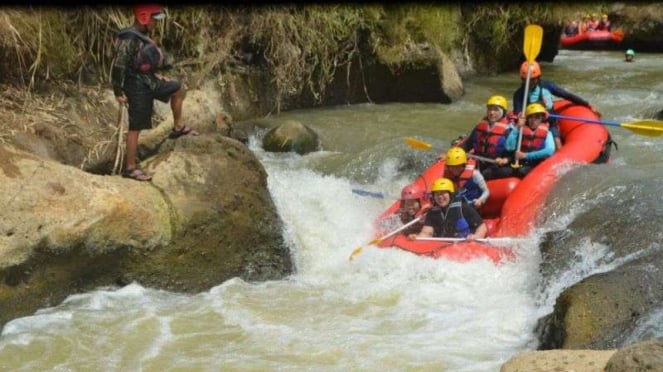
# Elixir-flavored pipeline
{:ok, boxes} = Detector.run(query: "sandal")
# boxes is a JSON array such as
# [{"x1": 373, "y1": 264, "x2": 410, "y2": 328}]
[
  {"x1": 122, "y1": 168, "x2": 153, "y2": 182},
  {"x1": 168, "y1": 125, "x2": 199, "y2": 139}
]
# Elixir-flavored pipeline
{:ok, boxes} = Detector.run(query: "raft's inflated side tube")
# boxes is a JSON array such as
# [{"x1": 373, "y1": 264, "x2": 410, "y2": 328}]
[{"x1": 497, "y1": 100, "x2": 609, "y2": 237}]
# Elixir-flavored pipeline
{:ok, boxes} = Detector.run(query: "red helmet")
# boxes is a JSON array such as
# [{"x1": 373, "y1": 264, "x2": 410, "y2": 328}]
[
  {"x1": 134, "y1": 5, "x2": 165, "y2": 25},
  {"x1": 401, "y1": 184, "x2": 425, "y2": 200},
  {"x1": 520, "y1": 61, "x2": 541, "y2": 79}
]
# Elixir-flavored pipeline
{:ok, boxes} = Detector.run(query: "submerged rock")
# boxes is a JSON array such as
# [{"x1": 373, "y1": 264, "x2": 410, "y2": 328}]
[
  {"x1": 537, "y1": 252, "x2": 663, "y2": 350},
  {"x1": 262, "y1": 120, "x2": 319, "y2": 155}
]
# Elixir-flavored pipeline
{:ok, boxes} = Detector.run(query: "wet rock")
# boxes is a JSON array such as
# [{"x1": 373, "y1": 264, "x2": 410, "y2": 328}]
[
  {"x1": 605, "y1": 339, "x2": 663, "y2": 371},
  {"x1": 262, "y1": 120, "x2": 319, "y2": 155},
  {"x1": 0, "y1": 136, "x2": 293, "y2": 329},
  {"x1": 537, "y1": 252, "x2": 663, "y2": 350},
  {"x1": 500, "y1": 349, "x2": 616, "y2": 372}
]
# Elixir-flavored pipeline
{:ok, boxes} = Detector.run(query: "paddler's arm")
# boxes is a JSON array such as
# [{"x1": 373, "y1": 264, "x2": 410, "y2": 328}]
[
  {"x1": 408, "y1": 225, "x2": 433, "y2": 240},
  {"x1": 467, "y1": 223, "x2": 487, "y2": 240},
  {"x1": 471, "y1": 171, "x2": 490, "y2": 208}
]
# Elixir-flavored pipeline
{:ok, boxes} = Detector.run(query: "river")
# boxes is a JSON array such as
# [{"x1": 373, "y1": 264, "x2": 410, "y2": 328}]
[{"x1": 1, "y1": 50, "x2": 661, "y2": 371}]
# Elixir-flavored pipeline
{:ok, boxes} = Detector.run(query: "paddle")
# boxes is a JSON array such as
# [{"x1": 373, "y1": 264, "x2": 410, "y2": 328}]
[
  {"x1": 348, "y1": 215, "x2": 423, "y2": 261},
  {"x1": 351, "y1": 189, "x2": 385, "y2": 199},
  {"x1": 548, "y1": 114, "x2": 663, "y2": 137},
  {"x1": 514, "y1": 24, "x2": 544, "y2": 168},
  {"x1": 404, "y1": 137, "x2": 498, "y2": 164},
  {"x1": 415, "y1": 236, "x2": 526, "y2": 245}
]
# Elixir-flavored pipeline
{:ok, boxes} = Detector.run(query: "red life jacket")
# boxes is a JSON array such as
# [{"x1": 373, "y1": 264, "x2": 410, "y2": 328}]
[
  {"x1": 444, "y1": 159, "x2": 476, "y2": 190},
  {"x1": 473, "y1": 117, "x2": 511, "y2": 157},
  {"x1": 521, "y1": 123, "x2": 550, "y2": 153},
  {"x1": 114, "y1": 28, "x2": 164, "y2": 73}
]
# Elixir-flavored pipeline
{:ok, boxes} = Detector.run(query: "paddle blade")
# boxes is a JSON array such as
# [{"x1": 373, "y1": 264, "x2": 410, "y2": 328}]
[
  {"x1": 348, "y1": 238, "x2": 382, "y2": 261},
  {"x1": 523, "y1": 24, "x2": 543, "y2": 62},
  {"x1": 352, "y1": 189, "x2": 385, "y2": 198},
  {"x1": 622, "y1": 121, "x2": 663, "y2": 137},
  {"x1": 405, "y1": 137, "x2": 433, "y2": 151},
  {"x1": 348, "y1": 246, "x2": 363, "y2": 261}
]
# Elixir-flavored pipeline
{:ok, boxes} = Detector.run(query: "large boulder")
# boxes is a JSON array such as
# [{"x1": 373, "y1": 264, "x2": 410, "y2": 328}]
[
  {"x1": 0, "y1": 136, "x2": 293, "y2": 328},
  {"x1": 500, "y1": 349, "x2": 616, "y2": 372},
  {"x1": 537, "y1": 253, "x2": 663, "y2": 350},
  {"x1": 605, "y1": 339, "x2": 663, "y2": 371},
  {"x1": 262, "y1": 120, "x2": 319, "y2": 155}
]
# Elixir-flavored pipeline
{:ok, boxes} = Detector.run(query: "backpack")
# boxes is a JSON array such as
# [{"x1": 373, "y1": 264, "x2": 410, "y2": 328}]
[{"x1": 114, "y1": 27, "x2": 164, "y2": 73}]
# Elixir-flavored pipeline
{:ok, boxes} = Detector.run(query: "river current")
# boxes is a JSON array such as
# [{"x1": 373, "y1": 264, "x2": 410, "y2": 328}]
[{"x1": 1, "y1": 50, "x2": 661, "y2": 371}]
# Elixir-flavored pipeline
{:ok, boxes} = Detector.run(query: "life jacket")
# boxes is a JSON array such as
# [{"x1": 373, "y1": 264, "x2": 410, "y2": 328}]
[
  {"x1": 520, "y1": 123, "x2": 550, "y2": 163},
  {"x1": 473, "y1": 117, "x2": 511, "y2": 157},
  {"x1": 429, "y1": 199, "x2": 468, "y2": 238},
  {"x1": 445, "y1": 159, "x2": 484, "y2": 204},
  {"x1": 444, "y1": 159, "x2": 476, "y2": 190},
  {"x1": 587, "y1": 20, "x2": 599, "y2": 31},
  {"x1": 114, "y1": 27, "x2": 164, "y2": 73}
]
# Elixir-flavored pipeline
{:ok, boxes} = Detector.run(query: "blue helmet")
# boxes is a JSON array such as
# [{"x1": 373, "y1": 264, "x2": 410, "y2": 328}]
[{"x1": 625, "y1": 49, "x2": 635, "y2": 56}]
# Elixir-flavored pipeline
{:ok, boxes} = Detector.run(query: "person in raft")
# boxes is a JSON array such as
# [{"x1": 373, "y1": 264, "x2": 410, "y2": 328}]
[
  {"x1": 503, "y1": 103, "x2": 555, "y2": 179},
  {"x1": 625, "y1": 49, "x2": 635, "y2": 62},
  {"x1": 597, "y1": 14, "x2": 611, "y2": 31},
  {"x1": 397, "y1": 183, "x2": 431, "y2": 235},
  {"x1": 564, "y1": 20, "x2": 579, "y2": 36},
  {"x1": 587, "y1": 13, "x2": 600, "y2": 32},
  {"x1": 443, "y1": 147, "x2": 490, "y2": 210},
  {"x1": 579, "y1": 14, "x2": 590, "y2": 34},
  {"x1": 408, "y1": 178, "x2": 487, "y2": 241},
  {"x1": 458, "y1": 95, "x2": 515, "y2": 179},
  {"x1": 513, "y1": 61, "x2": 592, "y2": 151},
  {"x1": 111, "y1": 4, "x2": 199, "y2": 181}
]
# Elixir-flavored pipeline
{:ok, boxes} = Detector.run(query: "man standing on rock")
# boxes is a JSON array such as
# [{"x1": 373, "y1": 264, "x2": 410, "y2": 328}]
[{"x1": 111, "y1": 4, "x2": 198, "y2": 181}]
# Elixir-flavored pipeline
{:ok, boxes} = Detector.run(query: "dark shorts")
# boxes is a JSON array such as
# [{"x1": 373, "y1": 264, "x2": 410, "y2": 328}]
[{"x1": 125, "y1": 77, "x2": 181, "y2": 131}]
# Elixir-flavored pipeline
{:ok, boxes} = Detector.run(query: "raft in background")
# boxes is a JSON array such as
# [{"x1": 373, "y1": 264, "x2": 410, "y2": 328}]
[
  {"x1": 373, "y1": 100, "x2": 611, "y2": 263},
  {"x1": 560, "y1": 30, "x2": 624, "y2": 50}
]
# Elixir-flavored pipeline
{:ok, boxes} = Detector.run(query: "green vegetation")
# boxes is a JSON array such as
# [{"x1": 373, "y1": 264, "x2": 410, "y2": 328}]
[
  {"x1": 0, "y1": 4, "x2": 659, "y2": 113},
  {"x1": 0, "y1": 5, "x2": 464, "y2": 111}
]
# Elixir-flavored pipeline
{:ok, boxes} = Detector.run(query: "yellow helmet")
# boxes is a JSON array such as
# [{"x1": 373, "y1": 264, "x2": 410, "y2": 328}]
[
  {"x1": 486, "y1": 95, "x2": 508, "y2": 111},
  {"x1": 602, "y1": 14, "x2": 608, "y2": 19},
  {"x1": 525, "y1": 103, "x2": 547, "y2": 117},
  {"x1": 445, "y1": 147, "x2": 467, "y2": 166},
  {"x1": 431, "y1": 178, "x2": 455, "y2": 193}
]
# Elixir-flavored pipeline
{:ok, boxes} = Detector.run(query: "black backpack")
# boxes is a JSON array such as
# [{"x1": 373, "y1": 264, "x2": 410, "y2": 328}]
[{"x1": 114, "y1": 27, "x2": 164, "y2": 73}]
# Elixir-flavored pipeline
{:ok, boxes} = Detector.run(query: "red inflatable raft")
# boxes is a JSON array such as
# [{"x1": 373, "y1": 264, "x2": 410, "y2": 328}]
[
  {"x1": 373, "y1": 101, "x2": 611, "y2": 263},
  {"x1": 560, "y1": 30, "x2": 624, "y2": 50}
]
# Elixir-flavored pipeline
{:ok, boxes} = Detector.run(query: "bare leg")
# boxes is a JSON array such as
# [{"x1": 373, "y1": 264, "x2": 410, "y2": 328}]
[
  {"x1": 125, "y1": 129, "x2": 140, "y2": 170},
  {"x1": 171, "y1": 87, "x2": 184, "y2": 130}
]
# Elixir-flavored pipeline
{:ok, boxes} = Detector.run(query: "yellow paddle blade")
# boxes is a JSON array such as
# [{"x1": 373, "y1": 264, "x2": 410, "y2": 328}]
[
  {"x1": 622, "y1": 121, "x2": 663, "y2": 137},
  {"x1": 348, "y1": 238, "x2": 381, "y2": 261},
  {"x1": 348, "y1": 246, "x2": 363, "y2": 261},
  {"x1": 523, "y1": 24, "x2": 543, "y2": 62},
  {"x1": 404, "y1": 137, "x2": 433, "y2": 151}
]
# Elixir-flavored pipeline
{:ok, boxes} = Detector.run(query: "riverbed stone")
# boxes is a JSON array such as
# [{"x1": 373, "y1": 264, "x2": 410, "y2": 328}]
[
  {"x1": 605, "y1": 339, "x2": 663, "y2": 371},
  {"x1": 500, "y1": 349, "x2": 616, "y2": 372},
  {"x1": 262, "y1": 120, "x2": 319, "y2": 155},
  {"x1": 537, "y1": 252, "x2": 663, "y2": 350}
]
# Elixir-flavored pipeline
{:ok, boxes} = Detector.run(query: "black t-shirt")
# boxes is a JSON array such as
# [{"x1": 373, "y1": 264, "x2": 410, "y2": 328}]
[{"x1": 423, "y1": 199, "x2": 484, "y2": 238}]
